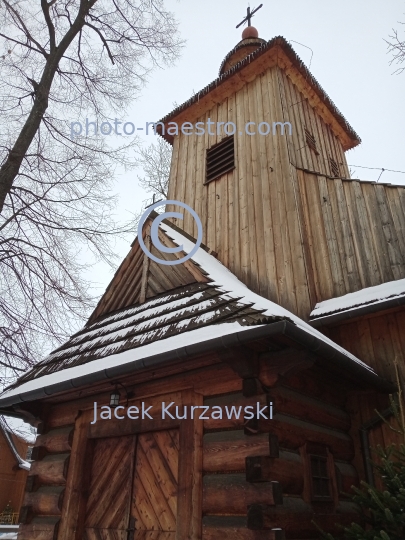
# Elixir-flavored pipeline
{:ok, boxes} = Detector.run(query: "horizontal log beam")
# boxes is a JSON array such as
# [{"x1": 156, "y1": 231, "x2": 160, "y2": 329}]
[
  {"x1": 246, "y1": 453, "x2": 304, "y2": 495},
  {"x1": 259, "y1": 350, "x2": 314, "y2": 383},
  {"x1": 247, "y1": 499, "x2": 359, "y2": 537},
  {"x1": 245, "y1": 414, "x2": 354, "y2": 461},
  {"x1": 34, "y1": 427, "x2": 74, "y2": 455},
  {"x1": 269, "y1": 387, "x2": 350, "y2": 431},
  {"x1": 278, "y1": 370, "x2": 347, "y2": 408},
  {"x1": 204, "y1": 394, "x2": 271, "y2": 431},
  {"x1": 203, "y1": 474, "x2": 282, "y2": 514},
  {"x1": 217, "y1": 346, "x2": 259, "y2": 379},
  {"x1": 203, "y1": 516, "x2": 284, "y2": 540},
  {"x1": 203, "y1": 431, "x2": 276, "y2": 473},
  {"x1": 29, "y1": 454, "x2": 70, "y2": 486},
  {"x1": 23, "y1": 487, "x2": 65, "y2": 516},
  {"x1": 243, "y1": 378, "x2": 266, "y2": 397},
  {"x1": 18, "y1": 518, "x2": 60, "y2": 540}
]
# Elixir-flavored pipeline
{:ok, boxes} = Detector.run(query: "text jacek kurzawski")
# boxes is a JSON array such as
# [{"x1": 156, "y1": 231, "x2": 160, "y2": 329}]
[{"x1": 91, "y1": 401, "x2": 273, "y2": 424}]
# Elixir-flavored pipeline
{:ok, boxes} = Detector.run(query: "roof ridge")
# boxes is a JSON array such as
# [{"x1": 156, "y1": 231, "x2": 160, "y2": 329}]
[{"x1": 157, "y1": 35, "x2": 360, "y2": 146}]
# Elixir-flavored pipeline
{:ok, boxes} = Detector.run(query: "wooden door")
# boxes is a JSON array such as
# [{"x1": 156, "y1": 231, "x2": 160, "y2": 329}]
[
  {"x1": 83, "y1": 435, "x2": 135, "y2": 540},
  {"x1": 82, "y1": 430, "x2": 179, "y2": 540},
  {"x1": 131, "y1": 430, "x2": 179, "y2": 540}
]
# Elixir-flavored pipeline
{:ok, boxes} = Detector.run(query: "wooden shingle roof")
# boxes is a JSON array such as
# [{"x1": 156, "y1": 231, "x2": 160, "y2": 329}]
[
  {"x1": 0, "y1": 219, "x2": 392, "y2": 404},
  {"x1": 157, "y1": 36, "x2": 360, "y2": 150},
  {"x1": 12, "y1": 282, "x2": 269, "y2": 389}
]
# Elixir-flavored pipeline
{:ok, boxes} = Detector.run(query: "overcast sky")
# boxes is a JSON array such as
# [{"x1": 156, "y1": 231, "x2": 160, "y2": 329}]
[{"x1": 87, "y1": 0, "x2": 405, "y2": 298}]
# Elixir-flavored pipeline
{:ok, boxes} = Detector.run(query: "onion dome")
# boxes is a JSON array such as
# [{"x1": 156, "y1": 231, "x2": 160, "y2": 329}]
[{"x1": 219, "y1": 26, "x2": 266, "y2": 75}]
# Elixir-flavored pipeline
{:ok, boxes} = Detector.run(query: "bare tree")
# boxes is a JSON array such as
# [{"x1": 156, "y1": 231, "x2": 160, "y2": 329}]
[
  {"x1": 0, "y1": 0, "x2": 182, "y2": 386},
  {"x1": 137, "y1": 137, "x2": 172, "y2": 205},
  {"x1": 386, "y1": 19, "x2": 405, "y2": 74}
]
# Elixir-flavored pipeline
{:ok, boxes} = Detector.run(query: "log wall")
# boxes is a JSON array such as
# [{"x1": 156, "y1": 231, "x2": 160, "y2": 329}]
[
  {"x1": 201, "y1": 366, "x2": 361, "y2": 540},
  {"x1": 18, "y1": 426, "x2": 74, "y2": 540},
  {"x1": 18, "y1": 354, "x2": 380, "y2": 540}
]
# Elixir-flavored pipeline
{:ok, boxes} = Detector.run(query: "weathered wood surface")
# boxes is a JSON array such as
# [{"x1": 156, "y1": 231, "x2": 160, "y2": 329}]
[
  {"x1": 297, "y1": 171, "x2": 405, "y2": 308},
  {"x1": 18, "y1": 518, "x2": 60, "y2": 540},
  {"x1": 254, "y1": 414, "x2": 354, "y2": 461},
  {"x1": 29, "y1": 454, "x2": 70, "y2": 486},
  {"x1": 324, "y1": 308, "x2": 405, "y2": 385},
  {"x1": 44, "y1": 361, "x2": 242, "y2": 425},
  {"x1": 278, "y1": 369, "x2": 348, "y2": 408},
  {"x1": 57, "y1": 410, "x2": 93, "y2": 540},
  {"x1": 176, "y1": 390, "x2": 203, "y2": 540},
  {"x1": 23, "y1": 487, "x2": 65, "y2": 516},
  {"x1": 267, "y1": 386, "x2": 350, "y2": 431},
  {"x1": 203, "y1": 516, "x2": 284, "y2": 540},
  {"x1": 246, "y1": 454, "x2": 304, "y2": 495},
  {"x1": 132, "y1": 430, "x2": 179, "y2": 533},
  {"x1": 203, "y1": 393, "x2": 270, "y2": 431},
  {"x1": 203, "y1": 475, "x2": 282, "y2": 514},
  {"x1": 88, "y1": 233, "x2": 209, "y2": 321},
  {"x1": 83, "y1": 434, "x2": 134, "y2": 537},
  {"x1": 247, "y1": 498, "x2": 359, "y2": 537},
  {"x1": 34, "y1": 427, "x2": 74, "y2": 454},
  {"x1": 166, "y1": 65, "x2": 316, "y2": 319},
  {"x1": 164, "y1": 55, "x2": 405, "y2": 321},
  {"x1": 203, "y1": 431, "x2": 272, "y2": 473}
]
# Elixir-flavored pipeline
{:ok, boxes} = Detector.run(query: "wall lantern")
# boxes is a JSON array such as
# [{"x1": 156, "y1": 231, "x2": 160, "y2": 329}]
[
  {"x1": 110, "y1": 386, "x2": 121, "y2": 407},
  {"x1": 109, "y1": 381, "x2": 131, "y2": 408}
]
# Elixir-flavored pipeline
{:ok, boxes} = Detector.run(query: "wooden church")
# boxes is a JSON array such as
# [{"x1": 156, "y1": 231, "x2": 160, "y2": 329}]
[{"x1": 0, "y1": 14, "x2": 405, "y2": 540}]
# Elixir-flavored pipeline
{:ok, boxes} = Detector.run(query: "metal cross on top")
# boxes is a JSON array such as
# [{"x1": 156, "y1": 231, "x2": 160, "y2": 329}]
[{"x1": 236, "y1": 4, "x2": 263, "y2": 28}]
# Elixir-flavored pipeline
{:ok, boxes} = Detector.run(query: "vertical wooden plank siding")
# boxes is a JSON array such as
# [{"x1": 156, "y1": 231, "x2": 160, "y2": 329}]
[
  {"x1": 258, "y1": 73, "x2": 277, "y2": 302},
  {"x1": 176, "y1": 390, "x2": 203, "y2": 540},
  {"x1": 164, "y1": 60, "x2": 405, "y2": 319},
  {"x1": 326, "y1": 309, "x2": 405, "y2": 383},
  {"x1": 57, "y1": 410, "x2": 93, "y2": 540}
]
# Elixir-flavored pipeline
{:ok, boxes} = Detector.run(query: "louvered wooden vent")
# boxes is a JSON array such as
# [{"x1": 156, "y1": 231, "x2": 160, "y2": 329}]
[
  {"x1": 205, "y1": 136, "x2": 235, "y2": 184},
  {"x1": 304, "y1": 128, "x2": 319, "y2": 155},
  {"x1": 329, "y1": 157, "x2": 340, "y2": 177}
]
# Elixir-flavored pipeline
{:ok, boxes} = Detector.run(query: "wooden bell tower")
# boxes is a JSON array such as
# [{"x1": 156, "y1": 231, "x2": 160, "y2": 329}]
[{"x1": 158, "y1": 27, "x2": 366, "y2": 320}]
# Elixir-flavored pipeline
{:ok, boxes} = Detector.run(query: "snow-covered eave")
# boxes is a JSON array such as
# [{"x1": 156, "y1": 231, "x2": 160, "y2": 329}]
[
  {"x1": 310, "y1": 278, "x2": 405, "y2": 326},
  {"x1": 0, "y1": 221, "x2": 396, "y2": 410},
  {"x1": 0, "y1": 317, "x2": 394, "y2": 412}
]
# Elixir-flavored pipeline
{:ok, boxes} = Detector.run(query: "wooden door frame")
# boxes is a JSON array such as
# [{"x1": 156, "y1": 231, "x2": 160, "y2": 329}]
[{"x1": 57, "y1": 389, "x2": 203, "y2": 540}]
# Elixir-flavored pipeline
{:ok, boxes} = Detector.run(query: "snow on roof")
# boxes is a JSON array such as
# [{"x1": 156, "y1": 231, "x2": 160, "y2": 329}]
[
  {"x1": 158, "y1": 222, "x2": 375, "y2": 372},
  {"x1": 0, "y1": 221, "x2": 378, "y2": 405},
  {"x1": 310, "y1": 278, "x2": 405, "y2": 319},
  {"x1": 8, "y1": 282, "x2": 266, "y2": 391},
  {"x1": 0, "y1": 323, "x2": 265, "y2": 401}
]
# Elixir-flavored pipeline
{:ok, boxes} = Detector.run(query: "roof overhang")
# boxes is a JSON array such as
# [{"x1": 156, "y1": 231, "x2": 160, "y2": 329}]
[
  {"x1": 156, "y1": 36, "x2": 360, "y2": 150},
  {"x1": 0, "y1": 320, "x2": 394, "y2": 414},
  {"x1": 310, "y1": 294, "x2": 405, "y2": 328}
]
